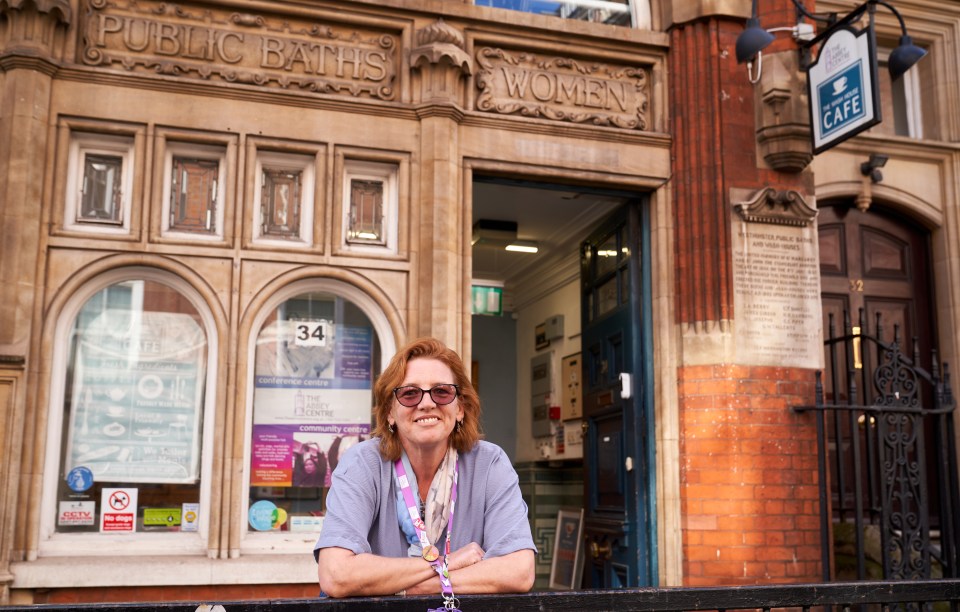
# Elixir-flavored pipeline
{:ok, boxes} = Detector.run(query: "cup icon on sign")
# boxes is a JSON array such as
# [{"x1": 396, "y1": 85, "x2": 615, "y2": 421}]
[{"x1": 833, "y1": 76, "x2": 848, "y2": 95}]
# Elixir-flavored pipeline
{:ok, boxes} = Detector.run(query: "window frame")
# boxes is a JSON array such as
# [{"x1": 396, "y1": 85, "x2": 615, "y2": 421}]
[
  {"x1": 876, "y1": 47, "x2": 925, "y2": 139},
  {"x1": 63, "y1": 133, "x2": 136, "y2": 235},
  {"x1": 240, "y1": 277, "x2": 396, "y2": 555},
  {"x1": 339, "y1": 159, "x2": 400, "y2": 256},
  {"x1": 160, "y1": 141, "x2": 228, "y2": 241},
  {"x1": 251, "y1": 150, "x2": 317, "y2": 247},
  {"x1": 472, "y1": 0, "x2": 651, "y2": 28},
  {"x1": 38, "y1": 267, "x2": 219, "y2": 557}
]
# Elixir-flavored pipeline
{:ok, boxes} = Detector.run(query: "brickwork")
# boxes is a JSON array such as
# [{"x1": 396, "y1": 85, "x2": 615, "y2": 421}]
[
  {"x1": 678, "y1": 364, "x2": 822, "y2": 585},
  {"x1": 668, "y1": 1, "x2": 824, "y2": 586}
]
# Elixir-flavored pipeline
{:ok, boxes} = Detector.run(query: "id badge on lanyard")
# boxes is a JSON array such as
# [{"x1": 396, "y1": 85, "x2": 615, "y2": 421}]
[{"x1": 395, "y1": 457, "x2": 462, "y2": 611}]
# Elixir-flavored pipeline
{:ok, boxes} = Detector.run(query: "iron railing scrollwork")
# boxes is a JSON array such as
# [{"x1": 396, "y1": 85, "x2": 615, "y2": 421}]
[{"x1": 795, "y1": 309, "x2": 960, "y2": 583}]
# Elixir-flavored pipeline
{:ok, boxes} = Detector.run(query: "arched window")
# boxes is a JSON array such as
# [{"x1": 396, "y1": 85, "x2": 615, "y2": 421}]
[
  {"x1": 243, "y1": 280, "x2": 393, "y2": 550},
  {"x1": 40, "y1": 270, "x2": 217, "y2": 555}
]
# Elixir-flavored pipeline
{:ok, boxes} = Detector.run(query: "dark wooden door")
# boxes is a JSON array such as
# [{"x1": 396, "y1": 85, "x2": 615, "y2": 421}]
[
  {"x1": 579, "y1": 201, "x2": 655, "y2": 588},
  {"x1": 819, "y1": 204, "x2": 934, "y2": 356},
  {"x1": 817, "y1": 202, "x2": 940, "y2": 532}
]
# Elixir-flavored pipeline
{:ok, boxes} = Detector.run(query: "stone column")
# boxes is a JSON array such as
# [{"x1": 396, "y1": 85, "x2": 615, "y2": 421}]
[
  {"x1": 0, "y1": 0, "x2": 72, "y2": 601},
  {"x1": 0, "y1": 0, "x2": 70, "y2": 355},
  {"x1": 410, "y1": 20, "x2": 472, "y2": 353}
]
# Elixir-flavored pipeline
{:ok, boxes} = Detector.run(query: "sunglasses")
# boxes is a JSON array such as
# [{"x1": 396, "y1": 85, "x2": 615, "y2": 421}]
[{"x1": 393, "y1": 384, "x2": 460, "y2": 407}]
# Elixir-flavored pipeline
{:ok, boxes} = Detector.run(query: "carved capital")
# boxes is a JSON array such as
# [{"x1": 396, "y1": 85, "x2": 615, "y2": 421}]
[
  {"x1": 0, "y1": 0, "x2": 72, "y2": 61},
  {"x1": 411, "y1": 19, "x2": 471, "y2": 72},
  {"x1": 755, "y1": 51, "x2": 813, "y2": 173},
  {"x1": 410, "y1": 19, "x2": 471, "y2": 106},
  {"x1": 734, "y1": 187, "x2": 817, "y2": 227},
  {"x1": 0, "y1": 0, "x2": 70, "y2": 18}
]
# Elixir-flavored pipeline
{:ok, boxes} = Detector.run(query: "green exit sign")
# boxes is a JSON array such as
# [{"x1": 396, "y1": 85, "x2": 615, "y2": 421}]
[{"x1": 472, "y1": 285, "x2": 503, "y2": 316}]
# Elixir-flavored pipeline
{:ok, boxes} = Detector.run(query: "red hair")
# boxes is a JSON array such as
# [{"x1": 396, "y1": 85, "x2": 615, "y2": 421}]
[{"x1": 373, "y1": 337, "x2": 482, "y2": 460}]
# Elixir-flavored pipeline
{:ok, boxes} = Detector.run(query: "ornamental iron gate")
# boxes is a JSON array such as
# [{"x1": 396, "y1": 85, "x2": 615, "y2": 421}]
[{"x1": 796, "y1": 310, "x2": 960, "y2": 582}]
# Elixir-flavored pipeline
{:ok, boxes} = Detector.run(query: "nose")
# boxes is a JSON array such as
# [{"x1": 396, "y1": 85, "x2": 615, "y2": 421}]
[{"x1": 417, "y1": 390, "x2": 437, "y2": 408}]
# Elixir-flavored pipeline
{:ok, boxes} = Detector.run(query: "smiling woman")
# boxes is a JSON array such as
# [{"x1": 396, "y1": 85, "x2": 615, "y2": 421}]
[{"x1": 314, "y1": 338, "x2": 537, "y2": 604}]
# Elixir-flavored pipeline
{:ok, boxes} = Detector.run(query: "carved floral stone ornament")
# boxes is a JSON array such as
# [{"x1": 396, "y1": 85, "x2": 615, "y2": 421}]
[
  {"x1": 0, "y1": 0, "x2": 72, "y2": 59},
  {"x1": 410, "y1": 19, "x2": 472, "y2": 107},
  {"x1": 410, "y1": 18, "x2": 471, "y2": 74},
  {"x1": 475, "y1": 47, "x2": 648, "y2": 129},
  {"x1": 80, "y1": 0, "x2": 398, "y2": 99},
  {"x1": 735, "y1": 187, "x2": 817, "y2": 227},
  {"x1": 0, "y1": 0, "x2": 70, "y2": 20}
]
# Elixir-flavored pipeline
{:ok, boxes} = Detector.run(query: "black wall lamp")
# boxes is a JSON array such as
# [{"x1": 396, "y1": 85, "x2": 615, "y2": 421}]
[
  {"x1": 736, "y1": 0, "x2": 814, "y2": 83},
  {"x1": 860, "y1": 153, "x2": 888, "y2": 183},
  {"x1": 736, "y1": 0, "x2": 927, "y2": 82}
]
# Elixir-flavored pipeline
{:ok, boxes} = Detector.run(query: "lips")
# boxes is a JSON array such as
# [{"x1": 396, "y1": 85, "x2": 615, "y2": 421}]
[{"x1": 415, "y1": 416, "x2": 440, "y2": 424}]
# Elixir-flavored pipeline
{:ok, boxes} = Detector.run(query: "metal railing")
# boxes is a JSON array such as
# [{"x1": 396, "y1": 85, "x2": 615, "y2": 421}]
[
  {"x1": 794, "y1": 310, "x2": 960, "y2": 582},
  {"x1": 7, "y1": 580, "x2": 960, "y2": 611}
]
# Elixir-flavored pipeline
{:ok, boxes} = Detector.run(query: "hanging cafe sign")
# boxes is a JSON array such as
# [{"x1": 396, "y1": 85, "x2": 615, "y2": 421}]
[
  {"x1": 805, "y1": 12, "x2": 880, "y2": 154},
  {"x1": 736, "y1": 0, "x2": 927, "y2": 156}
]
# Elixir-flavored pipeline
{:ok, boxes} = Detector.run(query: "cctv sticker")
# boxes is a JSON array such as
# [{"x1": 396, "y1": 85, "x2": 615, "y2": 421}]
[{"x1": 59, "y1": 500, "x2": 96, "y2": 526}]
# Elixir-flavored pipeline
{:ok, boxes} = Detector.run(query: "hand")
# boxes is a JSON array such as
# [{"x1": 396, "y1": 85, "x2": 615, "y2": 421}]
[{"x1": 445, "y1": 542, "x2": 484, "y2": 572}]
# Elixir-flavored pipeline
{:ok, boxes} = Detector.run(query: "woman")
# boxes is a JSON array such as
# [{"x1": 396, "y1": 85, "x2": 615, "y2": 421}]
[
  {"x1": 315, "y1": 337, "x2": 536, "y2": 599},
  {"x1": 292, "y1": 441, "x2": 327, "y2": 488}
]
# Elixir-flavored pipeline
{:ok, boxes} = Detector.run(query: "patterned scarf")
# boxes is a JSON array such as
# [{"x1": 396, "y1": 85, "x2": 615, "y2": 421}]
[{"x1": 396, "y1": 446, "x2": 458, "y2": 556}]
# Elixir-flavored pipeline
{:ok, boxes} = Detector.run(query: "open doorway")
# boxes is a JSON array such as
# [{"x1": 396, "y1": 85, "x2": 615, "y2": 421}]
[{"x1": 470, "y1": 176, "x2": 647, "y2": 588}]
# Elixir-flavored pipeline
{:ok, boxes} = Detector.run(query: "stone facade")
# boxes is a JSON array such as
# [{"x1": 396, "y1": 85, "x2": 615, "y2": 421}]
[{"x1": 1, "y1": 0, "x2": 958, "y2": 605}]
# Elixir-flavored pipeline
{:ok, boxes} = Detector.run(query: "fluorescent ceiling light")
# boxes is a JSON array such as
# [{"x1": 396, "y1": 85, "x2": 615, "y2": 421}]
[{"x1": 505, "y1": 241, "x2": 539, "y2": 254}]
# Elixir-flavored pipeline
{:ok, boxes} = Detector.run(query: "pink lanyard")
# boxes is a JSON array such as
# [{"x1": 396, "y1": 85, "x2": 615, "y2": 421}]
[{"x1": 394, "y1": 457, "x2": 460, "y2": 609}]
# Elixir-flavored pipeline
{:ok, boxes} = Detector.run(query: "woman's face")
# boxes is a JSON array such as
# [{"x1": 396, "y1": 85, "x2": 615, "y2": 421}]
[
  {"x1": 388, "y1": 357, "x2": 463, "y2": 455},
  {"x1": 303, "y1": 449, "x2": 320, "y2": 474}
]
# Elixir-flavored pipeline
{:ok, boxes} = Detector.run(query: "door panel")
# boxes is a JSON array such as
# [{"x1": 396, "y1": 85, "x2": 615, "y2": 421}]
[
  {"x1": 819, "y1": 205, "x2": 931, "y2": 352},
  {"x1": 817, "y1": 203, "x2": 940, "y2": 534},
  {"x1": 818, "y1": 224, "x2": 847, "y2": 275},
  {"x1": 860, "y1": 228, "x2": 909, "y2": 278},
  {"x1": 580, "y1": 201, "x2": 654, "y2": 588},
  {"x1": 595, "y1": 413, "x2": 625, "y2": 510},
  {"x1": 864, "y1": 298, "x2": 913, "y2": 345}
]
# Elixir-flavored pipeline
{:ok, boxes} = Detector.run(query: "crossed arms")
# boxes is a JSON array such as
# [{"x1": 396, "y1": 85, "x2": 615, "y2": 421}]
[{"x1": 317, "y1": 542, "x2": 535, "y2": 598}]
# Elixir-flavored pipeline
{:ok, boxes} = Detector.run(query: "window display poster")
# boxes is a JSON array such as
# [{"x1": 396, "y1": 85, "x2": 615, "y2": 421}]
[
  {"x1": 251, "y1": 324, "x2": 372, "y2": 487},
  {"x1": 66, "y1": 311, "x2": 206, "y2": 485}
]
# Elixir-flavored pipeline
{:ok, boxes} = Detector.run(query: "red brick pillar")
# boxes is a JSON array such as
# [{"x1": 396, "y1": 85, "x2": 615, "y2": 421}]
[{"x1": 668, "y1": 0, "x2": 823, "y2": 585}]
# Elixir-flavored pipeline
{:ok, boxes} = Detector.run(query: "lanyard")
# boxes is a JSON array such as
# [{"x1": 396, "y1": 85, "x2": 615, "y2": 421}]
[{"x1": 394, "y1": 457, "x2": 460, "y2": 610}]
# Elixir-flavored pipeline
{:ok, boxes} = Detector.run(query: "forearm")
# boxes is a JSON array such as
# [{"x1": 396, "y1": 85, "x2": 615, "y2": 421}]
[
  {"x1": 446, "y1": 549, "x2": 536, "y2": 594},
  {"x1": 318, "y1": 548, "x2": 437, "y2": 598}
]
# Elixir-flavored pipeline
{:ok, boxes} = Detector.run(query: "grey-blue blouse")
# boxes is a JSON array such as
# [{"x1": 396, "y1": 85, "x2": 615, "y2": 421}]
[{"x1": 314, "y1": 438, "x2": 537, "y2": 562}]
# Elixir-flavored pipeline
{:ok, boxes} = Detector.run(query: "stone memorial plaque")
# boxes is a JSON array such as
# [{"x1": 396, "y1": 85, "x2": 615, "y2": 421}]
[{"x1": 731, "y1": 189, "x2": 823, "y2": 369}]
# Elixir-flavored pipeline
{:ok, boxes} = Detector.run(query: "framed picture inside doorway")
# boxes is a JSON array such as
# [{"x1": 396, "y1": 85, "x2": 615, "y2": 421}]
[{"x1": 549, "y1": 508, "x2": 585, "y2": 590}]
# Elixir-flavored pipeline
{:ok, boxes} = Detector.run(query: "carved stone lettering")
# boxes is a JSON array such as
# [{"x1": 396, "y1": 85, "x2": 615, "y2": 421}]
[
  {"x1": 475, "y1": 47, "x2": 647, "y2": 129},
  {"x1": 81, "y1": 0, "x2": 397, "y2": 100}
]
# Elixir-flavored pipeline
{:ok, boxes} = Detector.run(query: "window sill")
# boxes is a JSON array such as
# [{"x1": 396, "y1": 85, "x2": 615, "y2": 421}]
[{"x1": 10, "y1": 553, "x2": 317, "y2": 588}]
